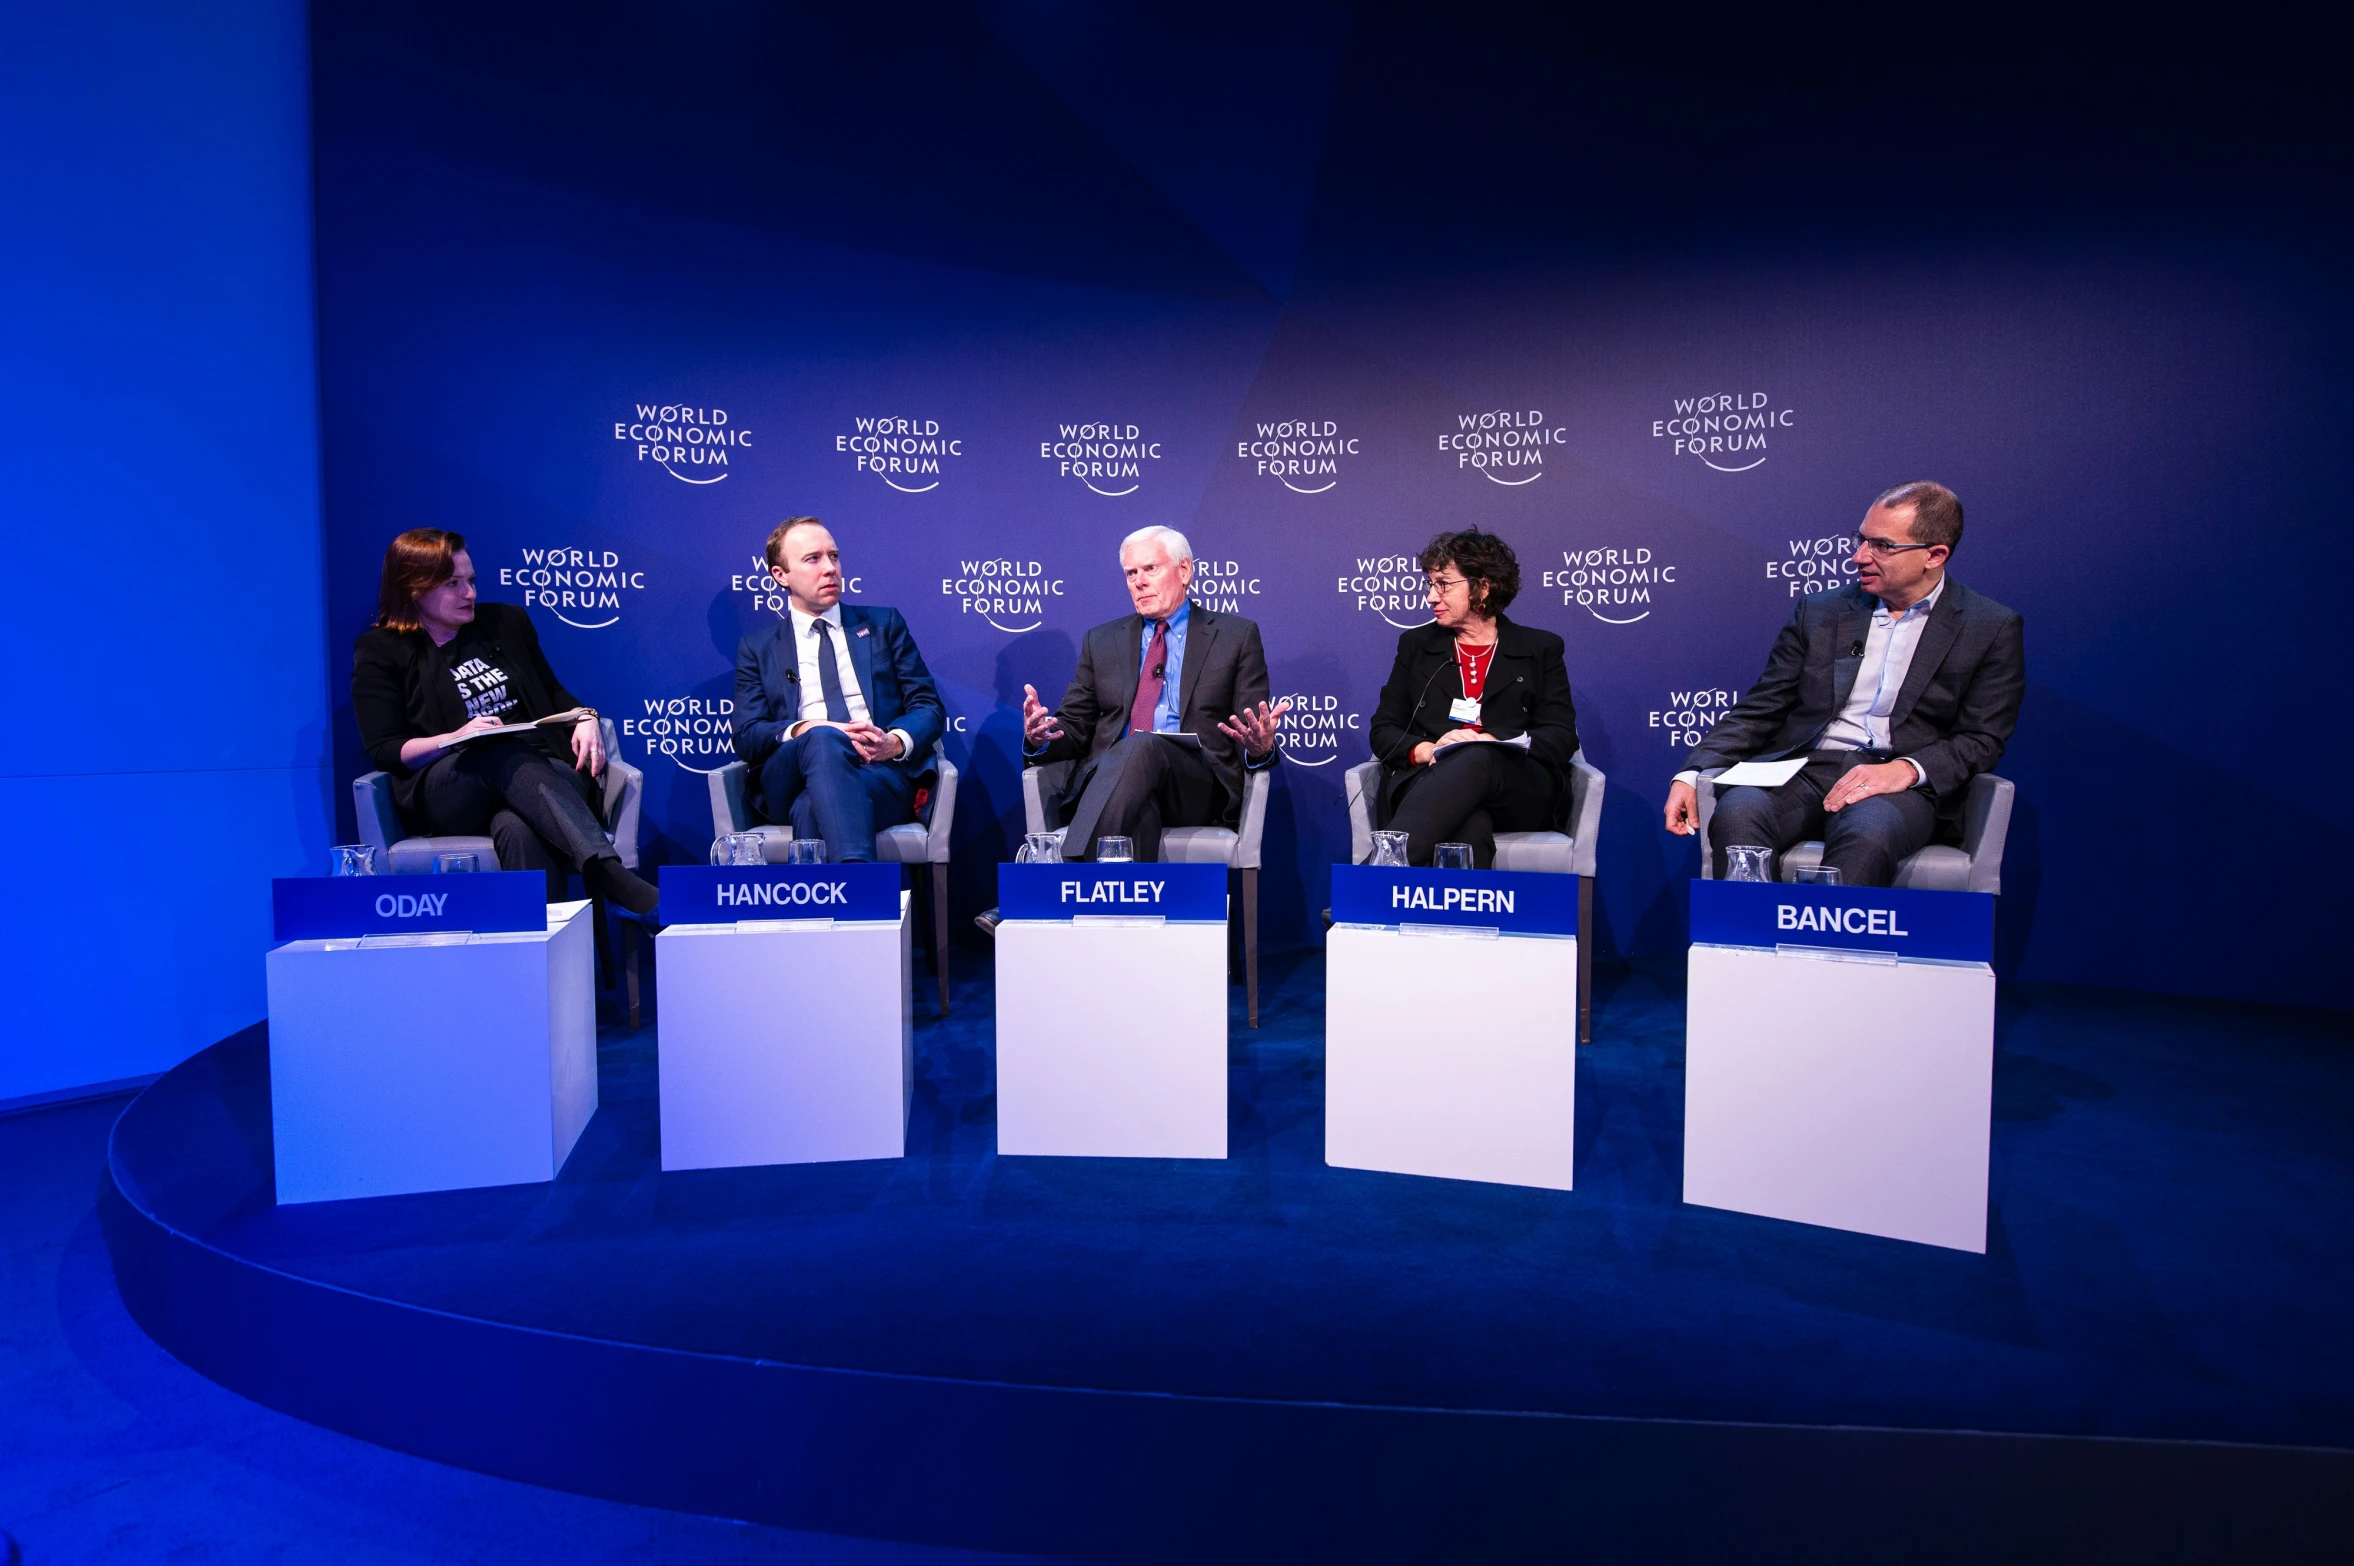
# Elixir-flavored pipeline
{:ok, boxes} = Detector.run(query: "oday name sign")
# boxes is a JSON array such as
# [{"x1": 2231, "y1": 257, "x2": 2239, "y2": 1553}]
[
  {"x1": 1330, "y1": 865, "x2": 1577, "y2": 937},
  {"x1": 272, "y1": 872, "x2": 547, "y2": 941}
]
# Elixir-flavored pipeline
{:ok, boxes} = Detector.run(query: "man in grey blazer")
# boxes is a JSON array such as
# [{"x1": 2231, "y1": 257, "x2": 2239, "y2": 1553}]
[
  {"x1": 1020, "y1": 525, "x2": 1290, "y2": 861},
  {"x1": 1664, "y1": 481, "x2": 2025, "y2": 886}
]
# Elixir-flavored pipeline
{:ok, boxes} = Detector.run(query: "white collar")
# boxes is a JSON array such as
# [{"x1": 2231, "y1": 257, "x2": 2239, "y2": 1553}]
[
  {"x1": 790, "y1": 603, "x2": 846, "y2": 637},
  {"x1": 1876, "y1": 574, "x2": 1946, "y2": 622}
]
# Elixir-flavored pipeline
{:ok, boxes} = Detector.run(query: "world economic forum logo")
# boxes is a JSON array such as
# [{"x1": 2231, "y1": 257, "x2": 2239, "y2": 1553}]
[
  {"x1": 1440, "y1": 408, "x2": 1568, "y2": 486},
  {"x1": 1337, "y1": 551, "x2": 1434, "y2": 629},
  {"x1": 1542, "y1": 544, "x2": 1680, "y2": 626},
  {"x1": 1275, "y1": 693, "x2": 1360, "y2": 767},
  {"x1": 941, "y1": 556, "x2": 1066, "y2": 634},
  {"x1": 1238, "y1": 420, "x2": 1360, "y2": 495},
  {"x1": 1188, "y1": 556, "x2": 1262, "y2": 615},
  {"x1": 1649, "y1": 687, "x2": 1738, "y2": 749},
  {"x1": 1040, "y1": 422, "x2": 1162, "y2": 497},
  {"x1": 837, "y1": 416, "x2": 962, "y2": 494},
  {"x1": 500, "y1": 547, "x2": 648, "y2": 630},
  {"x1": 1650, "y1": 389, "x2": 1795, "y2": 473},
  {"x1": 1768, "y1": 533, "x2": 1858, "y2": 597},
  {"x1": 622, "y1": 696, "x2": 736, "y2": 774},
  {"x1": 614, "y1": 403, "x2": 749, "y2": 485}
]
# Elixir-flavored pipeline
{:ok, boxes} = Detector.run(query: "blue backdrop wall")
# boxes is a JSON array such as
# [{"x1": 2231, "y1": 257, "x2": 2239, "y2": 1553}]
[
  {"x1": 312, "y1": 3, "x2": 2352, "y2": 1010},
  {"x1": 2, "y1": 0, "x2": 328, "y2": 1102}
]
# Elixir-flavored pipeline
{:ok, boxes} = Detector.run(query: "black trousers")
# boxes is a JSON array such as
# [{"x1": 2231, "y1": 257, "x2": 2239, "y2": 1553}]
[
  {"x1": 1383, "y1": 743, "x2": 1556, "y2": 868},
  {"x1": 1708, "y1": 749, "x2": 1939, "y2": 887},
  {"x1": 415, "y1": 739, "x2": 617, "y2": 901},
  {"x1": 1059, "y1": 733, "x2": 1224, "y2": 861}
]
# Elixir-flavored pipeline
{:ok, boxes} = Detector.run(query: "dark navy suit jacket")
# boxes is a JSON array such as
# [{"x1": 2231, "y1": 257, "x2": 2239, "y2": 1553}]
[
  {"x1": 1687, "y1": 578, "x2": 2025, "y2": 824},
  {"x1": 730, "y1": 604, "x2": 946, "y2": 778}
]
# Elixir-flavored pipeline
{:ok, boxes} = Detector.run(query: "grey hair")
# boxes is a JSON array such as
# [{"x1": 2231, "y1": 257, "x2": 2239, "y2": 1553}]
[{"x1": 1118, "y1": 525, "x2": 1193, "y2": 565}]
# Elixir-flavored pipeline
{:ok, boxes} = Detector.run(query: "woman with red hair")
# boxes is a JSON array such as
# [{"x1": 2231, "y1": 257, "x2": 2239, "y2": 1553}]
[{"x1": 350, "y1": 528, "x2": 660, "y2": 917}]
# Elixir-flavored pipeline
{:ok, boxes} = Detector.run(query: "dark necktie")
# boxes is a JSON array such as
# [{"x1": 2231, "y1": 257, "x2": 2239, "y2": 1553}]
[
  {"x1": 814, "y1": 618, "x2": 852, "y2": 722},
  {"x1": 1128, "y1": 618, "x2": 1169, "y2": 733}
]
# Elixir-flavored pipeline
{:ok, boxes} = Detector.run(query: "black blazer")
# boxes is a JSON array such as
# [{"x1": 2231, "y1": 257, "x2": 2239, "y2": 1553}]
[
  {"x1": 1367, "y1": 616, "x2": 1581, "y2": 828},
  {"x1": 1688, "y1": 578, "x2": 2025, "y2": 823},
  {"x1": 350, "y1": 602, "x2": 582, "y2": 821},
  {"x1": 1029, "y1": 603, "x2": 1273, "y2": 823}
]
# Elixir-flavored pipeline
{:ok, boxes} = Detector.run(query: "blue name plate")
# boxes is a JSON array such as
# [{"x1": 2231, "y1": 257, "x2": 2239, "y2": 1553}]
[
  {"x1": 998, "y1": 862, "x2": 1226, "y2": 922},
  {"x1": 1330, "y1": 865, "x2": 1578, "y2": 937},
  {"x1": 273, "y1": 872, "x2": 547, "y2": 941},
  {"x1": 1689, "y1": 879, "x2": 1993, "y2": 963},
  {"x1": 659, "y1": 863, "x2": 902, "y2": 924}
]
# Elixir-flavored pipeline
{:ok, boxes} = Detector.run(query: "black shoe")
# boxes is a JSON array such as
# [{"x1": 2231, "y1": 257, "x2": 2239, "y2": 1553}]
[
  {"x1": 586, "y1": 855, "x2": 663, "y2": 924},
  {"x1": 973, "y1": 906, "x2": 1001, "y2": 938}
]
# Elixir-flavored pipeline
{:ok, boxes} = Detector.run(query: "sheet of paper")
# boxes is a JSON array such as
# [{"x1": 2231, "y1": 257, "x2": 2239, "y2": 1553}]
[{"x1": 1712, "y1": 757, "x2": 1808, "y2": 787}]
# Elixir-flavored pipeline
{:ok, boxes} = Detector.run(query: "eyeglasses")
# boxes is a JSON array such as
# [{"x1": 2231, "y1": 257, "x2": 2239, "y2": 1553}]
[
  {"x1": 1855, "y1": 535, "x2": 1938, "y2": 558},
  {"x1": 1426, "y1": 575, "x2": 1470, "y2": 593}
]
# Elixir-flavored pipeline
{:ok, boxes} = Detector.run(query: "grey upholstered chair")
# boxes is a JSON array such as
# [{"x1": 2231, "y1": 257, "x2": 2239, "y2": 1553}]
[
  {"x1": 1694, "y1": 768, "x2": 2015, "y2": 893},
  {"x1": 707, "y1": 745, "x2": 960, "y2": 1015},
  {"x1": 353, "y1": 717, "x2": 650, "y2": 1024},
  {"x1": 1341, "y1": 751, "x2": 1606, "y2": 1043},
  {"x1": 1021, "y1": 760, "x2": 1272, "y2": 1028}
]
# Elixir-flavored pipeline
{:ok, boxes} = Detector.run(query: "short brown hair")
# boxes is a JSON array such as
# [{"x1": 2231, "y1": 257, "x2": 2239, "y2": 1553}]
[
  {"x1": 374, "y1": 528, "x2": 466, "y2": 633},
  {"x1": 764, "y1": 516, "x2": 826, "y2": 572},
  {"x1": 1873, "y1": 481, "x2": 1964, "y2": 553},
  {"x1": 1417, "y1": 527, "x2": 1522, "y2": 616}
]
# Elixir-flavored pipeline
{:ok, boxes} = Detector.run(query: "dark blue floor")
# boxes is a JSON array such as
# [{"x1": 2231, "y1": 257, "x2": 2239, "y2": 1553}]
[{"x1": 112, "y1": 952, "x2": 2354, "y2": 1450}]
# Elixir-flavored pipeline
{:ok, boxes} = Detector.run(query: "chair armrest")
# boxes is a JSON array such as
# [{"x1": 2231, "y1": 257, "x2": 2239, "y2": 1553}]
[
  {"x1": 1959, "y1": 773, "x2": 2014, "y2": 896},
  {"x1": 594, "y1": 718, "x2": 644, "y2": 869},
  {"x1": 709, "y1": 761, "x2": 754, "y2": 838},
  {"x1": 922, "y1": 746, "x2": 957, "y2": 864},
  {"x1": 1693, "y1": 767, "x2": 1727, "y2": 878},
  {"x1": 1565, "y1": 750, "x2": 1605, "y2": 878},
  {"x1": 353, "y1": 772, "x2": 401, "y2": 858},
  {"x1": 1022, "y1": 760, "x2": 1073, "y2": 835},
  {"x1": 1342, "y1": 761, "x2": 1383, "y2": 866},
  {"x1": 1233, "y1": 766, "x2": 1272, "y2": 870}
]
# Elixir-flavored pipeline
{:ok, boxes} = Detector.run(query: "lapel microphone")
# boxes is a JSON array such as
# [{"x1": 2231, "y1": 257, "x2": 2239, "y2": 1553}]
[{"x1": 1849, "y1": 640, "x2": 1865, "y2": 657}]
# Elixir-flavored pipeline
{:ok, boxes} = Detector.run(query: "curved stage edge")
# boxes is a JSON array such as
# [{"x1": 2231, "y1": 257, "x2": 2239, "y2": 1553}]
[{"x1": 103, "y1": 1032, "x2": 2348, "y2": 1564}]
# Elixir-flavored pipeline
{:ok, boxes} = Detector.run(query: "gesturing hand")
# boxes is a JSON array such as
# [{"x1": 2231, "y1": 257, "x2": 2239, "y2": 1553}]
[
  {"x1": 570, "y1": 714, "x2": 606, "y2": 776},
  {"x1": 1824, "y1": 760, "x2": 1917, "y2": 813},
  {"x1": 1021, "y1": 683, "x2": 1063, "y2": 749},
  {"x1": 1217, "y1": 698, "x2": 1293, "y2": 759}
]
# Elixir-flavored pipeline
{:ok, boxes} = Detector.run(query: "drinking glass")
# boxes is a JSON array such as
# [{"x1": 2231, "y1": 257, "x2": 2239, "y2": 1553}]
[
  {"x1": 1017, "y1": 832, "x2": 1064, "y2": 865},
  {"x1": 1794, "y1": 864, "x2": 1843, "y2": 886},
  {"x1": 433, "y1": 851, "x2": 479, "y2": 874},
  {"x1": 1724, "y1": 844, "x2": 1774, "y2": 883},
  {"x1": 1369, "y1": 830, "x2": 1411, "y2": 868},
  {"x1": 1432, "y1": 842, "x2": 1474, "y2": 871},
  {"x1": 330, "y1": 844, "x2": 379, "y2": 877},
  {"x1": 1095, "y1": 836, "x2": 1135, "y2": 863},
  {"x1": 783, "y1": 838, "x2": 829, "y2": 866}
]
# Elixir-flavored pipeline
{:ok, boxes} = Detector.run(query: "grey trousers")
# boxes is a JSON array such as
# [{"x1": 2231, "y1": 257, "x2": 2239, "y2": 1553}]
[{"x1": 416, "y1": 738, "x2": 615, "y2": 901}]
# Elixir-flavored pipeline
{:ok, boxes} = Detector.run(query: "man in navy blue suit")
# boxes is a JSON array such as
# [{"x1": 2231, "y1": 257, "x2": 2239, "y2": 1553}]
[{"x1": 731, "y1": 517, "x2": 946, "y2": 861}]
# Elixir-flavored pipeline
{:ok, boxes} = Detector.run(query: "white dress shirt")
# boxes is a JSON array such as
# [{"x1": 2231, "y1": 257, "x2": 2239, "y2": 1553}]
[{"x1": 787, "y1": 604, "x2": 914, "y2": 759}]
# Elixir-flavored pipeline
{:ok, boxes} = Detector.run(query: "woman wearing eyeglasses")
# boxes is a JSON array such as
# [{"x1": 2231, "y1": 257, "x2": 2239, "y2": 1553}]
[
  {"x1": 1365, "y1": 528, "x2": 1580, "y2": 867},
  {"x1": 350, "y1": 528, "x2": 663, "y2": 916}
]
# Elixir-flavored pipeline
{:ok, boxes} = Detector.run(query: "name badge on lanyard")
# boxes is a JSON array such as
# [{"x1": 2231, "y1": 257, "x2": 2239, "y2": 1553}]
[{"x1": 1448, "y1": 696, "x2": 1483, "y2": 724}]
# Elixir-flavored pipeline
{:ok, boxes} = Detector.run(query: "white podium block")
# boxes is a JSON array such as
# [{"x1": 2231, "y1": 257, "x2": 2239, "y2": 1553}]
[
  {"x1": 1682, "y1": 881, "x2": 1998, "y2": 1252},
  {"x1": 654, "y1": 892, "x2": 913, "y2": 1170},
  {"x1": 265, "y1": 899, "x2": 597, "y2": 1204},
  {"x1": 1323, "y1": 866, "x2": 1581, "y2": 1190},
  {"x1": 1325, "y1": 924, "x2": 1578, "y2": 1190},
  {"x1": 994, "y1": 863, "x2": 1229, "y2": 1159}
]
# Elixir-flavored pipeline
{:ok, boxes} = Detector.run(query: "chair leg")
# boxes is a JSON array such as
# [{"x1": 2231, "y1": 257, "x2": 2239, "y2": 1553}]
[
  {"x1": 929, "y1": 863, "x2": 952, "y2": 1017},
  {"x1": 1242, "y1": 866, "x2": 1259, "y2": 1030},
  {"x1": 1577, "y1": 875, "x2": 1594, "y2": 1046},
  {"x1": 622, "y1": 919, "x2": 641, "y2": 1032}
]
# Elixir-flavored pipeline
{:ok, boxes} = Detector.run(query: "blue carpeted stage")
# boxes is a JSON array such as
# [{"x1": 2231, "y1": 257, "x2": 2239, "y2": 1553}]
[{"x1": 100, "y1": 957, "x2": 2352, "y2": 1560}]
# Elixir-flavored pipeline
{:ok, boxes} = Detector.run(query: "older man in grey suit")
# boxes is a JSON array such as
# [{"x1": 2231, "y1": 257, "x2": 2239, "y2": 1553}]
[
  {"x1": 1020, "y1": 526, "x2": 1290, "y2": 861},
  {"x1": 1664, "y1": 481, "x2": 2025, "y2": 886}
]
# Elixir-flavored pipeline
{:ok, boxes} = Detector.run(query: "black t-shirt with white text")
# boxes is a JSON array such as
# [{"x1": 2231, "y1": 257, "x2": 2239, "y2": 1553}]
[{"x1": 443, "y1": 622, "x2": 566, "y2": 758}]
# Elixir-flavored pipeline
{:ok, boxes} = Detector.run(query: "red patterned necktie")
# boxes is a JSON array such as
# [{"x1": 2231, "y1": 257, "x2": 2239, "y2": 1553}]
[{"x1": 1128, "y1": 618, "x2": 1169, "y2": 733}]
